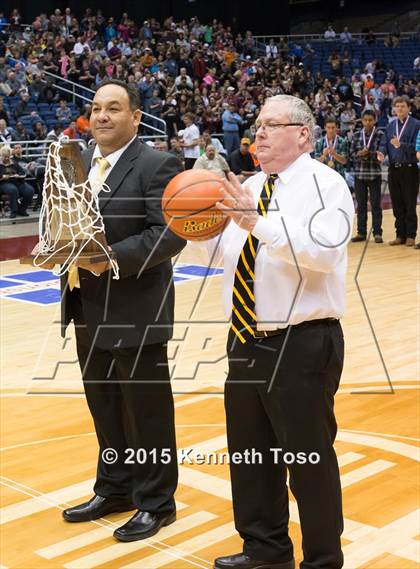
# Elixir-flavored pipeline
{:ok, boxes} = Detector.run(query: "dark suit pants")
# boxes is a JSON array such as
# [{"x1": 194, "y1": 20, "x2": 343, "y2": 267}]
[
  {"x1": 354, "y1": 176, "x2": 382, "y2": 236},
  {"x1": 388, "y1": 163, "x2": 419, "y2": 239},
  {"x1": 225, "y1": 319, "x2": 344, "y2": 569},
  {"x1": 70, "y1": 289, "x2": 178, "y2": 514}
]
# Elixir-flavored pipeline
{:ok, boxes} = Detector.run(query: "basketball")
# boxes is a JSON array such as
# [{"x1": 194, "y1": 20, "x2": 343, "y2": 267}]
[{"x1": 162, "y1": 169, "x2": 230, "y2": 241}]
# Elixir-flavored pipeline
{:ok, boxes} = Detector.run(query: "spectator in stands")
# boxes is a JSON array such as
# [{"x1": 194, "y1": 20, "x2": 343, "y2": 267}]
[
  {"x1": 340, "y1": 27, "x2": 353, "y2": 45},
  {"x1": 46, "y1": 122, "x2": 64, "y2": 141},
  {"x1": 324, "y1": 24, "x2": 336, "y2": 41},
  {"x1": 12, "y1": 91, "x2": 30, "y2": 120},
  {"x1": 412, "y1": 96, "x2": 420, "y2": 121},
  {"x1": 28, "y1": 75, "x2": 44, "y2": 102},
  {"x1": 76, "y1": 103, "x2": 92, "y2": 139},
  {"x1": 340, "y1": 101, "x2": 356, "y2": 135},
  {"x1": 63, "y1": 120, "x2": 79, "y2": 139},
  {"x1": 169, "y1": 136, "x2": 185, "y2": 167},
  {"x1": 161, "y1": 96, "x2": 178, "y2": 139},
  {"x1": 328, "y1": 52, "x2": 342, "y2": 77},
  {"x1": 350, "y1": 110, "x2": 384, "y2": 243},
  {"x1": 31, "y1": 121, "x2": 48, "y2": 141},
  {"x1": 0, "y1": 97, "x2": 9, "y2": 124},
  {"x1": 336, "y1": 76, "x2": 354, "y2": 102},
  {"x1": 14, "y1": 121, "x2": 31, "y2": 141},
  {"x1": 265, "y1": 39, "x2": 278, "y2": 60},
  {"x1": 179, "y1": 113, "x2": 200, "y2": 169},
  {"x1": 41, "y1": 51, "x2": 59, "y2": 75},
  {"x1": 154, "y1": 140, "x2": 168, "y2": 152},
  {"x1": 222, "y1": 103, "x2": 242, "y2": 155},
  {"x1": 0, "y1": 12, "x2": 8, "y2": 31},
  {"x1": 55, "y1": 99, "x2": 72, "y2": 124},
  {"x1": 0, "y1": 119, "x2": 14, "y2": 142},
  {"x1": 12, "y1": 143, "x2": 45, "y2": 201},
  {"x1": 201, "y1": 129, "x2": 227, "y2": 156},
  {"x1": 139, "y1": 20, "x2": 153, "y2": 41},
  {"x1": 314, "y1": 117, "x2": 348, "y2": 178},
  {"x1": 363, "y1": 92, "x2": 380, "y2": 118},
  {"x1": 0, "y1": 145, "x2": 34, "y2": 218},
  {"x1": 149, "y1": 88, "x2": 163, "y2": 127},
  {"x1": 40, "y1": 78, "x2": 59, "y2": 104},
  {"x1": 5, "y1": 70, "x2": 21, "y2": 95},
  {"x1": 380, "y1": 78, "x2": 396, "y2": 99},
  {"x1": 365, "y1": 29, "x2": 376, "y2": 45},
  {"x1": 227, "y1": 137, "x2": 255, "y2": 182},
  {"x1": 193, "y1": 144, "x2": 229, "y2": 178},
  {"x1": 378, "y1": 96, "x2": 420, "y2": 246},
  {"x1": 175, "y1": 67, "x2": 193, "y2": 90}
]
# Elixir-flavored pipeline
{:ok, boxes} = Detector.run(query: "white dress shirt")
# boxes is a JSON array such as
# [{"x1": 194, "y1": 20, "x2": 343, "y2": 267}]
[
  {"x1": 192, "y1": 152, "x2": 355, "y2": 330},
  {"x1": 89, "y1": 135, "x2": 137, "y2": 187}
]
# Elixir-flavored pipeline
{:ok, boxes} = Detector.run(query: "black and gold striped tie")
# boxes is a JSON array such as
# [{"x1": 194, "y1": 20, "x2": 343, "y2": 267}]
[{"x1": 231, "y1": 174, "x2": 278, "y2": 343}]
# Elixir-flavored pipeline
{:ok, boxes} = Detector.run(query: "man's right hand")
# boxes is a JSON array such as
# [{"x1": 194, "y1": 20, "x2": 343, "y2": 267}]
[{"x1": 376, "y1": 151, "x2": 385, "y2": 162}]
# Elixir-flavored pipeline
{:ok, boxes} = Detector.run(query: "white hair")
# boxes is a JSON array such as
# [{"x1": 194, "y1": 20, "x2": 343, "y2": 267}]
[
  {"x1": 264, "y1": 94, "x2": 315, "y2": 146},
  {"x1": 0, "y1": 145, "x2": 11, "y2": 157}
]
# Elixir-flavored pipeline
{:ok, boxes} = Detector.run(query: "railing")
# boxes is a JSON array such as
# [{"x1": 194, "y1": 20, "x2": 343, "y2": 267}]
[
  {"x1": 9, "y1": 138, "x2": 88, "y2": 159},
  {"x1": 253, "y1": 30, "x2": 417, "y2": 46},
  {"x1": 6, "y1": 59, "x2": 168, "y2": 137}
]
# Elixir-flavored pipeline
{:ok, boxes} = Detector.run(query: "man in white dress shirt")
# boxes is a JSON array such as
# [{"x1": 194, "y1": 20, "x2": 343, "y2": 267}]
[{"x1": 209, "y1": 95, "x2": 354, "y2": 569}]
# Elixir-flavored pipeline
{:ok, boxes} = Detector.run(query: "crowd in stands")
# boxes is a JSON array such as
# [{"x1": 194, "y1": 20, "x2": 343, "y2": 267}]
[{"x1": 0, "y1": 8, "x2": 419, "y2": 232}]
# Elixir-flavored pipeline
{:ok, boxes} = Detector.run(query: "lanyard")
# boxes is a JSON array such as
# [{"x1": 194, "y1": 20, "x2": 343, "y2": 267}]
[
  {"x1": 324, "y1": 135, "x2": 337, "y2": 159},
  {"x1": 362, "y1": 127, "x2": 376, "y2": 149},
  {"x1": 395, "y1": 116, "x2": 409, "y2": 141}
]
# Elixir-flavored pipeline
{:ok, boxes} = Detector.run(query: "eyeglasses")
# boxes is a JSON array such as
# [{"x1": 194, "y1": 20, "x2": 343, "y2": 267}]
[{"x1": 255, "y1": 122, "x2": 304, "y2": 133}]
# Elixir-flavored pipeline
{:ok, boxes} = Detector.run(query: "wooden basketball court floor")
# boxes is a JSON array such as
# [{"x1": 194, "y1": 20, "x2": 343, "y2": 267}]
[{"x1": 0, "y1": 209, "x2": 419, "y2": 569}]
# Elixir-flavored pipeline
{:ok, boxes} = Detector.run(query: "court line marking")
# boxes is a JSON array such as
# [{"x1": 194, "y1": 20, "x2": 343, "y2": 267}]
[
  {"x1": 340, "y1": 460, "x2": 395, "y2": 488},
  {"x1": 1, "y1": 430, "x2": 418, "y2": 567},
  {"x1": 342, "y1": 508, "x2": 420, "y2": 567},
  {"x1": 120, "y1": 522, "x2": 236, "y2": 569},
  {"x1": 336, "y1": 431, "x2": 420, "y2": 462},
  {"x1": 340, "y1": 429, "x2": 420, "y2": 443},
  {"x1": 1, "y1": 383, "x2": 419, "y2": 399},
  {"x1": 0, "y1": 476, "x2": 211, "y2": 569},
  {"x1": 37, "y1": 511, "x2": 216, "y2": 566}
]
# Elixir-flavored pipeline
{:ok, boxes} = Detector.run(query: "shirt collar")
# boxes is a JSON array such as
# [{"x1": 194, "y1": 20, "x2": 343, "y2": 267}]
[
  {"x1": 91, "y1": 135, "x2": 137, "y2": 169},
  {"x1": 276, "y1": 152, "x2": 312, "y2": 185}
]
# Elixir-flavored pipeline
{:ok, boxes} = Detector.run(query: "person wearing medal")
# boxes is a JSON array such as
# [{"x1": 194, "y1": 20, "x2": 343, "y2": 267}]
[
  {"x1": 350, "y1": 109, "x2": 385, "y2": 243},
  {"x1": 377, "y1": 95, "x2": 420, "y2": 247},
  {"x1": 314, "y1": 117, "x2": 348, "y2": 179}
]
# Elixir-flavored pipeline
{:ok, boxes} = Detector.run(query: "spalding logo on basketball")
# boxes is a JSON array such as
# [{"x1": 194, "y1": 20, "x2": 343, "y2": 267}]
[{"x1": 162, "y1": 169, "x2": 230, "y2": 241}]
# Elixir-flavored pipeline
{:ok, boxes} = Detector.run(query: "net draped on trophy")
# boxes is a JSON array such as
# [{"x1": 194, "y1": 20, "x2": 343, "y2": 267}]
[{"x1": 20, "y1": 139, "x2": 119, "y2": 279}]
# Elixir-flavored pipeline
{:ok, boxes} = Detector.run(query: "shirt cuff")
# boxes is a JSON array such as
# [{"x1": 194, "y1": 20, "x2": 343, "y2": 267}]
[{"x1": 252, "y1": 216, "x2": 283, "y2": 246}]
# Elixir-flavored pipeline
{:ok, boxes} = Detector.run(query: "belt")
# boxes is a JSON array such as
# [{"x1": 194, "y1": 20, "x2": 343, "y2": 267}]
[
  {"x1": 253, "y1": 318, "x2": 339, "y2": 338},
  {"x1": 390, "y1": 162, "x2": 417, "y2": 168}
]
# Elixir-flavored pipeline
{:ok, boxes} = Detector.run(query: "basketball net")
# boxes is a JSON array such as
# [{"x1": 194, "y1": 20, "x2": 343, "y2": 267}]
[{"x1": 33, "y1": 139, "x2": 119, "y2": 280}]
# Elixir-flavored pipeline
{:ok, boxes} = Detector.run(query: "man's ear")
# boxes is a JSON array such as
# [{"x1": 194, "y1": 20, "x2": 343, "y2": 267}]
[{"x1": 133, "y1": 109, "x2": 142, "y2": 127}]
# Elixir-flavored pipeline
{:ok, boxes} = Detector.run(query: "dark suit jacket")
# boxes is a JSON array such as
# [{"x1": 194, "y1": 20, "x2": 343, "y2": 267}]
[{"x1": 61, "y1": 137, "x2": 186, "y2": 350}]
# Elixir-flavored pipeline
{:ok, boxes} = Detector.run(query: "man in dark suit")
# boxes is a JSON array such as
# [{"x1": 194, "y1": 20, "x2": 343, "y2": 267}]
[{"x1": 61, "y1": 79, "x2": 186, "y2": 542}]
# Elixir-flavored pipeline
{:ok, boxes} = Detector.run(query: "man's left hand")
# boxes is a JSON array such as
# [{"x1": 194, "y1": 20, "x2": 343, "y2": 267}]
[{"x1": 216, "y1": 172, "x2": 259, "y2": 232}]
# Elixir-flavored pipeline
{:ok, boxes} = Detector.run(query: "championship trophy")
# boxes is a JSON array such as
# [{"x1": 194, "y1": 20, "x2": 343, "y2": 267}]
[{"x1": 20, "y1": 139, "x2": 119, "y2": 279}]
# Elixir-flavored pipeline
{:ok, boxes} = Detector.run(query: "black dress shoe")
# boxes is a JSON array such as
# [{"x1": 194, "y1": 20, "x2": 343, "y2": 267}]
[
  {"x1": 214, "y1": 553, "x2": 295, "y2": 569},
  {"x1": 17, "y1": 210, "x2": 30, "y2": 217},
  {"x1": 351, "y1": 234, "x2": 366, "y2": 242},
  {"x1": 63, "y1": 495, "x2": 135, "y2": 522},
  {"x1": 113, "y1": 510, "x2": 176, "y2": 542}
]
